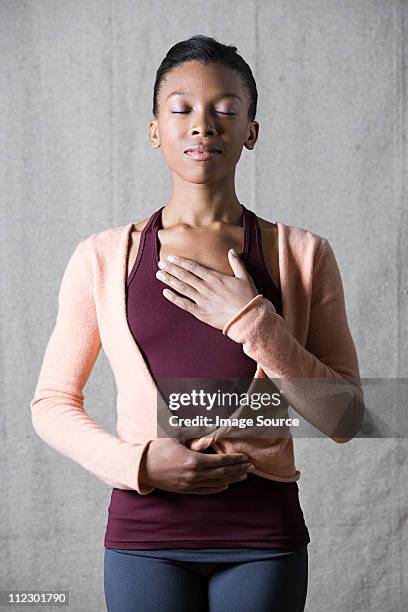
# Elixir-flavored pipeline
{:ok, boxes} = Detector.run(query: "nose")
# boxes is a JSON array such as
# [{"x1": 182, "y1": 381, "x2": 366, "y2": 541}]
[
  {"x1": 189, "y1": 109, "x2": 218, "y2": 137},
  {"x1": 190, "y1": 125, "x2": 217, "y2": 136}
]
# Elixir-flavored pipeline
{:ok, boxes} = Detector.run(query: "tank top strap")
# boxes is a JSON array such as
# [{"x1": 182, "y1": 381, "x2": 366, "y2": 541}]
[
  {"x1": 251, "y1": 209, "x2": 272, "y2": 276},
  {"x1": 126, "y1": 206, "x2": 164, "y2": 288},
  {"x1": 146, "y1": 206, "x2": 164, "y2": 238},
  {"x1": 241, "y1": 204, "x2": 251, "y2": 259},
  {"x1": 244, "y1": 207, "x2": 267, "y2": 267},
  {"x1": 242, "y1": 206, "x2": 258, "y2": 265},
  {"x1": 244, "y1": 207, "x2": 281, "y2": 301}
]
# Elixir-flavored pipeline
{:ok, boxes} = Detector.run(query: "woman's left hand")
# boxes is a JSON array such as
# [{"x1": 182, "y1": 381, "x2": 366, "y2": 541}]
[{"x1": 155, "y1": 249, "x2": 259, "y2": 331}]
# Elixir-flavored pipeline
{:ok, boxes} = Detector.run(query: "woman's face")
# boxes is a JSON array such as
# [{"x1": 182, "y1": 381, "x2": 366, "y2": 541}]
[{"x1": 149, "y1": 61, "x2": 259, "y2": 184}]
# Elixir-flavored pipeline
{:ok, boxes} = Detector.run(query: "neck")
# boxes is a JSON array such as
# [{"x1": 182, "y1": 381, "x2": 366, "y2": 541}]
[{"x1": 163, "y1": 174, "x2": 243, "y2": 228}]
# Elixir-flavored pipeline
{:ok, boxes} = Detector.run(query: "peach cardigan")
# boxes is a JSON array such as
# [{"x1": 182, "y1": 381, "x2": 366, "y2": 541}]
[{"x1": 30, "y1": 219, "x2": 364, "y2": 495}]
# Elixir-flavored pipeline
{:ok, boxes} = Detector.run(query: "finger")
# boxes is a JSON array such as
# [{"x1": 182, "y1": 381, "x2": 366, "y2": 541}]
[
  {"x1": 228, "y1": 248, "x2": 249, "y2": 280},
  {"x1": 156, "y1": 269, "x2": 200, "y2": 301},
  {"x1": 162, "y1": 288, "x2": 200, "y2": 315},
  {"x1": 157, "y1": 259, "x2": 206, "y2": 292},
  {"x1": 166, "y1": 255, "x2": 216, "y2": 282},
  {"x1": 197, "y1": 453, "x2": 249, "y2": 468}
]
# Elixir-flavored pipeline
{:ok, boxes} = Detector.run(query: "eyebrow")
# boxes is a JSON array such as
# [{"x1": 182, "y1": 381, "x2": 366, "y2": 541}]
[{"x1": 165, "y1": 91, "x2": 241, "y2": 102}]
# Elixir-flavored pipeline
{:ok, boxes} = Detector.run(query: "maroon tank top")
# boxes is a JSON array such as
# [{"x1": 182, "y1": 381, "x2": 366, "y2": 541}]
[{"x1": 104, "y1": 205, "x2": 310, "y2": 550}]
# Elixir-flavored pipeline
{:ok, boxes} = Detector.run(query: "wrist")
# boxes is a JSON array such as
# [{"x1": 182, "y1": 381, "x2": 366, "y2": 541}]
[
  {"x1": 138, "y1": 440, "x2": 155, "y2": 489},
  {"x1": 222, "y1": 294, "x2": 264, "y2": 336}
]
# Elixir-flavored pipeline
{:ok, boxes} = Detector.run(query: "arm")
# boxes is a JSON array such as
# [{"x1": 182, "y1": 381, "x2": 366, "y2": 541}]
[
  {"x1": 222, "y1": 238, "x2": 365, "y2": 442},
  {"x1": 30, "y1": 239, "x2": 155, "y2": 494}
]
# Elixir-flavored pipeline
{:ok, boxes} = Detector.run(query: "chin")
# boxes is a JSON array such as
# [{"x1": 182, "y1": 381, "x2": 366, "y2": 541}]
[{"x1": 174, "y1": 168, "x2": 226, "y2": 185}]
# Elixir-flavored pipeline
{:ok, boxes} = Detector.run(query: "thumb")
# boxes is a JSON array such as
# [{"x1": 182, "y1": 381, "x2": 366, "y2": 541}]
[{"x1": 228, "y1": 248, "x2": 248, "y2": 279}]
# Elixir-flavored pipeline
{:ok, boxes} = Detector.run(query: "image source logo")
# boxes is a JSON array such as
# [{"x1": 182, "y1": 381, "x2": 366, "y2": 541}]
[{"x1": 154, "y1": 376, "x2": 401, "y2": 442}]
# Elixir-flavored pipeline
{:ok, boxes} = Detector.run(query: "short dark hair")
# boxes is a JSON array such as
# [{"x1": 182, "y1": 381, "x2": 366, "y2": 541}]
[{"x1": 152, "y1": 34, "x2": 258, "y2": 122}]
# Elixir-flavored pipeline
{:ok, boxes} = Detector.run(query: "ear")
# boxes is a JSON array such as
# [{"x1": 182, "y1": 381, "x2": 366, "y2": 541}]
[
  {"x1": 244, "y1": 120, "x2": 259, "y2": 151},
  {"x1": 149, "y1": 119, "x2": 160, "y2": 149}
]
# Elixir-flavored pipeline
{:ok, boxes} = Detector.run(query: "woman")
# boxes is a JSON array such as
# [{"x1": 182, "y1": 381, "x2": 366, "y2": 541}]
[{"x1": 31, "y1": 35, "x2": 364, "y2": 612}]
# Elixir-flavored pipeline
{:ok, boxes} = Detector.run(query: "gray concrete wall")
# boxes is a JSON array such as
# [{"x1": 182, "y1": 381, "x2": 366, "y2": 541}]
[{"x1": 1, "y1": 1, "x2": 407, "y2": 610}]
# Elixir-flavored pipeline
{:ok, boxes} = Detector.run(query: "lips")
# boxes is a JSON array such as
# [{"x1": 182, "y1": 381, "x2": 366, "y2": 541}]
[
  {"x1": 184, "y1": 150, "x2": 222, "y2": 161},
  {"x1": 184, "y1": 145, "x2": 223, "y2": 161}
]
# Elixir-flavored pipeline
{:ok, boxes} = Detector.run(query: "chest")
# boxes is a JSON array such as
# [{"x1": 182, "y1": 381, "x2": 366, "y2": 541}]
[{"x1": 127, "y1": 223, "x2": 280, "y2": 289}]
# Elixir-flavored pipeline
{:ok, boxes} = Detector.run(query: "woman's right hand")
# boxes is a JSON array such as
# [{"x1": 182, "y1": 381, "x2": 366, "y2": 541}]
[{"x1": 139, "y1": 438, "x2": 256, "y2": 494}]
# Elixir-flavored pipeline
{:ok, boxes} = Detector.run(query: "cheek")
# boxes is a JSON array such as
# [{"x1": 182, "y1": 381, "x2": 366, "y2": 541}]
[{"x1": 158, "y1": 126, "x2": 184, "y2": 163}]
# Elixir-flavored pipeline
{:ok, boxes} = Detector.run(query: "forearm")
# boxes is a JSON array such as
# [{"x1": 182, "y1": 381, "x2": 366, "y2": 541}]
[
  {"x1": 30, "y1": 239, "x2": 156, "y2": 495},
  {"x1": 223, "y1": 296, "x2": 364, "y2": 441}
]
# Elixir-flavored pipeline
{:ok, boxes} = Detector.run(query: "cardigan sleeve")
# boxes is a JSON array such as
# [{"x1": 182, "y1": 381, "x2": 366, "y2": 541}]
[
  {"x1": 30, "y1": 239, "x2": 155, "y2": 494},
  {"x1": 223, "y1": 238, "x2": 365, "y2": 443}
]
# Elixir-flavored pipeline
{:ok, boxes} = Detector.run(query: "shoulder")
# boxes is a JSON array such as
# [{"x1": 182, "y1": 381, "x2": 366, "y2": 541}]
[
  {"x1": 79, "y1": 224, "x2": 128, "y2": 250},
  {"x1": 276, "y1": 220, "x2": 342, "y2": 284},
  {"x1": 132, "y1": 216, "x2": 152, "y2": 233},
  {"x1": 127, "y1": 215, "x2": 153, "y2": 248},
  {"x1": 73, "y1": 225, "x2": 131, "y2": 280},
  {"x1": 75, "y1": 218, "x2": 152, "y2": 276},
  {"x1": 80, "y1": 215, "x2": 152, "y2": 248},
  {"x1": 257, "y1": 214, "x2": 327, "y2": 261},
  {"x1": 257, "y1": 214, "x2": 324, "y2": 242}
]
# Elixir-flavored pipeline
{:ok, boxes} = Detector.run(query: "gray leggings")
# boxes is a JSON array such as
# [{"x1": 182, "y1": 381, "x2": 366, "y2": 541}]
[{"x1": 103, "y1": 546, "x2": 308, "y2": 612}]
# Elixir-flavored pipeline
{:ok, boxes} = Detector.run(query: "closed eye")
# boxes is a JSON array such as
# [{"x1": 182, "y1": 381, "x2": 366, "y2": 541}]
[{"x1": 171, "y1": 111, "x2": 236, "y2": 116}]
